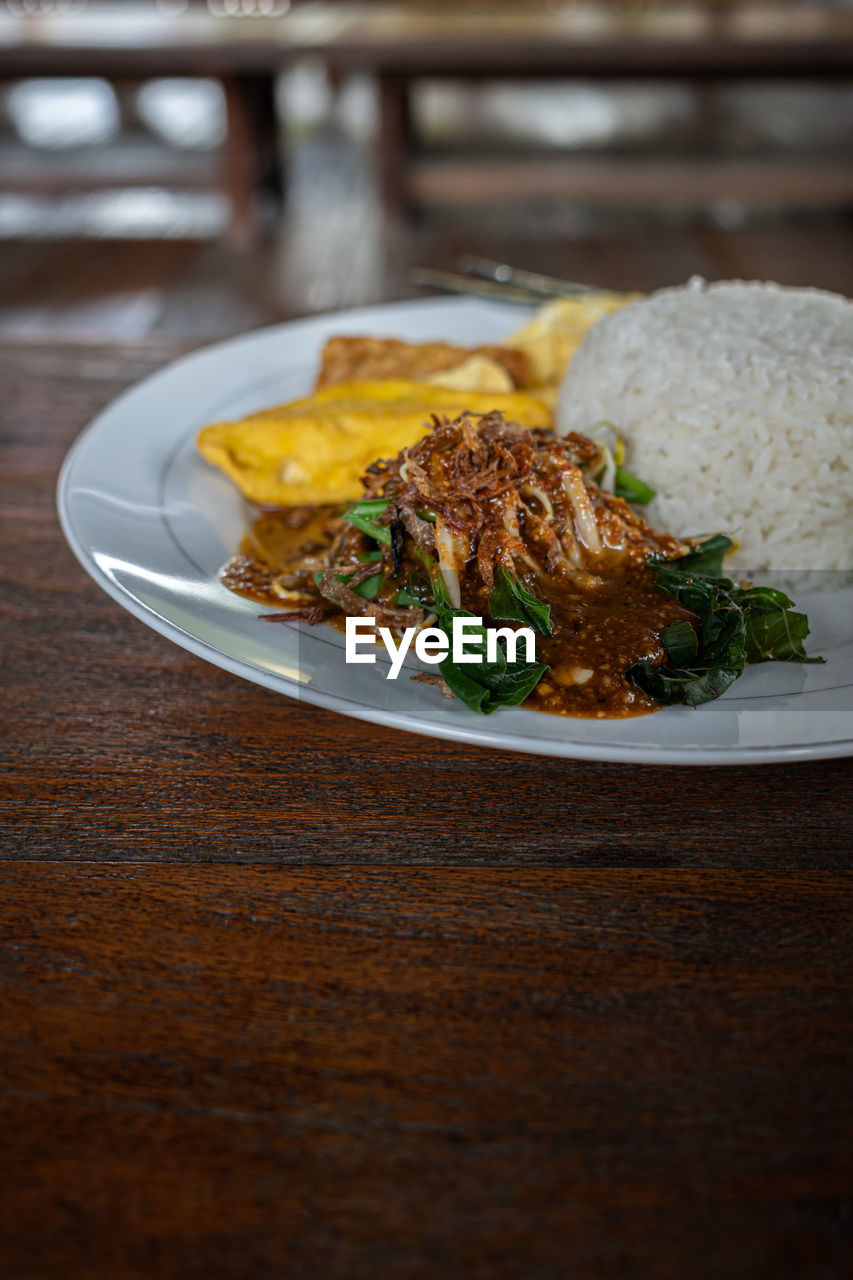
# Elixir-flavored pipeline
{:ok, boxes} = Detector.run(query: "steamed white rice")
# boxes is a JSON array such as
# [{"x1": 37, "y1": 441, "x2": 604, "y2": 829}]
[{"x1": 556, "y1": 278, "x2": 853, "y2": 578}]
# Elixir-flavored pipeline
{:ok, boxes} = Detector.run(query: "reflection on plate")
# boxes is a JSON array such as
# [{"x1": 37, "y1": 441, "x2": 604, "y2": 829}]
[{"x1": 57, "y1": 297, "x2": 853, "y2": 765}]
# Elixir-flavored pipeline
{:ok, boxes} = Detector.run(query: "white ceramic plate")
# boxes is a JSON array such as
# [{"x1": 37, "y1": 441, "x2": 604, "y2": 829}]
[{"x1": 57, "y1": 296, "x2": 853, "y2": 765}]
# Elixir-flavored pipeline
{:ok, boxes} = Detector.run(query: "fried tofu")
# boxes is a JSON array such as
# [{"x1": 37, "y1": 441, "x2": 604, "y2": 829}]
[
  {"x1": 197, "y1": 379, "x2": 551, "y2": 507},
  {"x1": 424, "y1": 353, "x2": 514, "y2": 393},
  {"x1": 315, "y1": 335, "x2": 531, "y2": 391}
]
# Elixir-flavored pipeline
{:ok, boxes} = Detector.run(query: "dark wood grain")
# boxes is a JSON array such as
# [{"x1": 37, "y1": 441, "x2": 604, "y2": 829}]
[
  {"x1": 1, "y1": 866, "x2": 852, "y2": 1280},
  {"x1": 2, "y1": 339, "x2": 852, "y2": 864},
  {"x1": 5, "y1": 217, "x2": 853, "y2": 344}
]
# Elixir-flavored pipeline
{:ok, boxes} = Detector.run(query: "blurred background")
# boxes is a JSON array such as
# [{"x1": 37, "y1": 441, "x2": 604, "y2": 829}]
[{"x1": 0, "y1": 0, "x2": 852, "y2": 340}]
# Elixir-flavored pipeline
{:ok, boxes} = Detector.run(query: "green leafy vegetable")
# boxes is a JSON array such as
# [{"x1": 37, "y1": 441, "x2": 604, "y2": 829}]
[
  {"x1": 437, "y1": 618, "x2": 549, "y2": 715},
  {"x1": 732, "y1": 585, "x2": 817, "y2": 664},
  {"x1": 629, "y1": 592, "x2": 745, "y2": 708},
  {"x1": 661, "y1": 618, "x2": 698, "y2": 667},
  {"x1": 488, "y1": 568, "x2": 552, "y2": 636},
  {"x1": 438, "y1": 647, "x2": 549, "y2": 715},
  {"x1": 394, "y1": 586, "x2": 422, "y2": 608},
  {"x1": 352, "y1": 574, "x2": 382, "y2": 600},
  {"x1": 628, "y1": 658, "x2": 743, "y2": 708},
  {"x1": 628, "y1": 537, "x2": 822, "y2": 708},
  {"x1": 340, "y1": 498, "x2": 392, "y2": 546},
  {"x1": 670, "y1": 533, "x2": 733, "y2": 577},
  {"x1": 613, "y1": 465, "x2": 655, "y2": 506},
  {"x1": 428, "y1": 570, "x2": 549, "y2": 714}
]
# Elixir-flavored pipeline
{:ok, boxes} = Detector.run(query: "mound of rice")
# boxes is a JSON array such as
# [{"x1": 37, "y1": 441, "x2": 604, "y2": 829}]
[{"x1": 556, "y1": 278, "x2": 853, "y2": 577}]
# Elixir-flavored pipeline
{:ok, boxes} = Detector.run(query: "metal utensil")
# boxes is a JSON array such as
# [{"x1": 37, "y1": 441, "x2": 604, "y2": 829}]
[
  {"x1": 409, "y1": 260, "x2": 621, "y2": 304},
  {"x1": 456, "y1": 256, "x2": 615, "y2": 299},
  {"x1": 408, "y1": 267, "x2": 546, "y2": 305}
]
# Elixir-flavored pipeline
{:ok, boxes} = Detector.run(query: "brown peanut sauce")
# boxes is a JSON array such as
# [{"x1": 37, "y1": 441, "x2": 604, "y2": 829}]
[
  {"x1": 222, "y1": 507, "x2": 695, "y2": 720},
  {"x1": 518, "y1": 573, "x2": 690, "y2": 718},
  {"x1": 221, "y1": 506, "x2": 340, "y2": 603},
  {"x1": 459, "y1": 567, "x2": 693, "y2": 719}
]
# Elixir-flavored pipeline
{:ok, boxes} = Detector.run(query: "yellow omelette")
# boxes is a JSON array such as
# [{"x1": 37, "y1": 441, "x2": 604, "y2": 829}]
[{"x1": 197, "y1": 379, "x2": 551, "y2": 507}]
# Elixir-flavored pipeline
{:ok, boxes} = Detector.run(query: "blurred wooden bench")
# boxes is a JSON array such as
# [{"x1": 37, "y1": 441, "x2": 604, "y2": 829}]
[
  {"x1": 1, "y1": 3, "x2": 852, "y2": 238},
  {"x1": 0, "y1": 4, "x2": 292, "y2": 247},
  {"x1": 308, "y1": 3, "x2": 853, "y2": 216}
]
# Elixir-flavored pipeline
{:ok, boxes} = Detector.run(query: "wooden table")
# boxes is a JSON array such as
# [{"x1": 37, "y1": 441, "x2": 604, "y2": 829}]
[{"x1": 2, "y1": 337, "x2": 852, "y2": 1279}]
